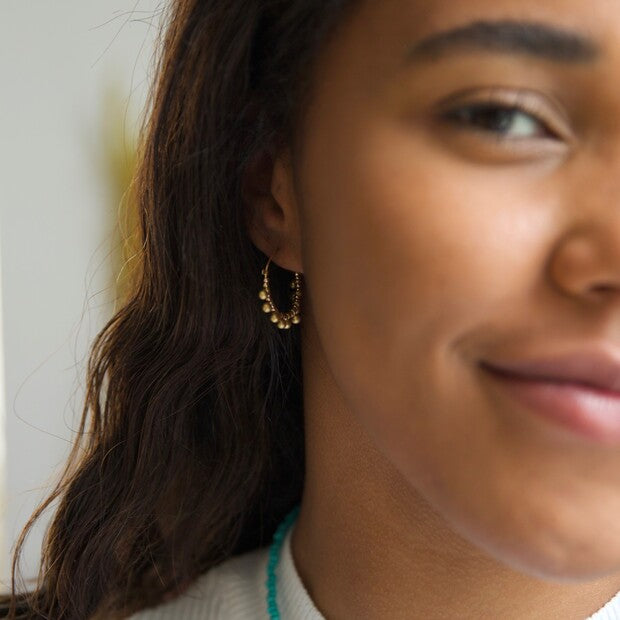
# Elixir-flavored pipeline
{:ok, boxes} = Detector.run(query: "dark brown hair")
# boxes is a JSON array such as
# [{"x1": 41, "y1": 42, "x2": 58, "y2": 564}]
[{"x1": 0, "y1": 1, "x2": 359, "y2": 617}]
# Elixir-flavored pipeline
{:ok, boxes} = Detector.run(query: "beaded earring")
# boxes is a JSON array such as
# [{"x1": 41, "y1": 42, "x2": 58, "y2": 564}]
[{"x1": 259, "y1": 256, "x2": 302, "y2": 329}]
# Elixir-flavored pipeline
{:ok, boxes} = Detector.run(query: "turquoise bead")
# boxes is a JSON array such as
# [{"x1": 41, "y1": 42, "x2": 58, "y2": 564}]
[{"x1": 265, "y1": 504, "x2": 301, "y2": 618}]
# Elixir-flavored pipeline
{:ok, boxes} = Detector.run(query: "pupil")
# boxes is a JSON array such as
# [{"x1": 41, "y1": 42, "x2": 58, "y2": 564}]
[{"x1": 466, "y1": 105, "x2": 515, "y2": 132}]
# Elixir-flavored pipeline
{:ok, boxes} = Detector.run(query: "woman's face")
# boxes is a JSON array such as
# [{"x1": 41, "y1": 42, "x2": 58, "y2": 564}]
[{"x1": 293, "y1": 0, "x2": 620, "y2": 579}]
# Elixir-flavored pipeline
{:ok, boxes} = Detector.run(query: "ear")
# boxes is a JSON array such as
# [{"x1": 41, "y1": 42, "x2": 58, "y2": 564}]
[{"x1": 243, "y1": 147, "x2": 304, "y2": 273}]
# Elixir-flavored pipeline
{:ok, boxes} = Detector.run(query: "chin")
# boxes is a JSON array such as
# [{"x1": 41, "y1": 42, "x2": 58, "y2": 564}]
[{"x1": 480, "y1": 524, "x2": 620, "y2": 584}]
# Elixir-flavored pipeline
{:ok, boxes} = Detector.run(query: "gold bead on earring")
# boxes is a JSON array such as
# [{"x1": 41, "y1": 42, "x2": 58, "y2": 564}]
[{"x1": 258, "y1": 256, "x2": 302, "y2": 329}]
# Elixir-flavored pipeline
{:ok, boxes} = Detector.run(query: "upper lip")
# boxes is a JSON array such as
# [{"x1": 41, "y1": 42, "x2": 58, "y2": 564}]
[{"x1": 480, "y1": 344, "x2": 620, "y2": 394}]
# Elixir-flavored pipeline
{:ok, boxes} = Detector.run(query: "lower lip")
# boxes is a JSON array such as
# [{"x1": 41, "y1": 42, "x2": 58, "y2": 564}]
[{"x1": 481, "y1": 364, "x2": 620, "y2": 445}]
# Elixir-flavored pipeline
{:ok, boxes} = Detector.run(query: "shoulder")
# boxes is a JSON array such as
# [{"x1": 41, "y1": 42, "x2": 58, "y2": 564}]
[{"x1": 129, "y1": 545, "x2": 270, "y2": 620}]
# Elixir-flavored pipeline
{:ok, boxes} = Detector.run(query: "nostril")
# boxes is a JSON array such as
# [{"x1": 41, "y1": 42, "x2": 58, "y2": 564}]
[
  {"x1": 586, "y1": 283, "x2": 620, "y2": 304},
  {"x1": 591, "y1": 283, "x2": 620, "y2": 294}
]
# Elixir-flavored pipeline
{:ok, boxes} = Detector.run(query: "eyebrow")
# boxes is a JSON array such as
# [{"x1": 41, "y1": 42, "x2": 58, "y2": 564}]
[{"x1": 406, "y1": 19, "x2": 600, "y2": 64}]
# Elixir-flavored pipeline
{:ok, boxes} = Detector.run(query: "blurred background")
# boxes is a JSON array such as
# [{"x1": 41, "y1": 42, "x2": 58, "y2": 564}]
[{"x1": 0, "y1": 1, "x2": 164, "y2": 589}]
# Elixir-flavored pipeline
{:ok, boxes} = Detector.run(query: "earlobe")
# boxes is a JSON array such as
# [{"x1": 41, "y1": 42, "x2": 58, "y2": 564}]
[
  {"x1": 270, "y1": 150, "x2": 294, "y2": 212},
  {"x1": 242, "y1": 147, "x2": 303, "y2": 273},
  {"x1": 242, "y1": 148, "x2": 283, "y2": 256}
]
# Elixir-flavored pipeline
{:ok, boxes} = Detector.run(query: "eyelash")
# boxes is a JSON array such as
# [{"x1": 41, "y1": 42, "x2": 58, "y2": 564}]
[{"x1": 440, "y1": 100, "x2": 558, "y2": 141}]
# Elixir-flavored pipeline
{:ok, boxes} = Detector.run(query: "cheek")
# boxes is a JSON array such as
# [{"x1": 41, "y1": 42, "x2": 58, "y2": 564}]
[
  {"x1": 298, "y1": 119, "x2": 550, "y2": 439},
  {"x1": 298, "y1": 118, "x2": 573, "y2": 549}
]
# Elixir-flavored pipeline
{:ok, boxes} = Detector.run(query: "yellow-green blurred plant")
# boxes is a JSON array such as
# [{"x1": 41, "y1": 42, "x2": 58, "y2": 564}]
[{"x1": 99, "y1": 80, "x2": 144, "y2": 307}]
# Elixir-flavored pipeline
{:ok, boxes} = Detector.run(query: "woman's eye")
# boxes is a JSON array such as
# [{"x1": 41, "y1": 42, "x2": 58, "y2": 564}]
[{"x1": 441, "y1": 103, "x2": 554, "y2": 140}]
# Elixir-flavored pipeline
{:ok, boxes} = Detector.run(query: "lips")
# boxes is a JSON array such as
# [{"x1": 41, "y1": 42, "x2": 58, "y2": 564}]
[
  {"x1": 479, "y1": 344, "x2": 620, "y2": 444},
  {"x1": 480, "y1": 345, "x2": 620, "y2": 395}
]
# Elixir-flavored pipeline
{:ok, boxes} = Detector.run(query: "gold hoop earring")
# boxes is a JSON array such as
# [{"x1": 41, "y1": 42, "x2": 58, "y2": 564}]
[{"x1": 259, "y1": 256, "x2": 302, "y2": 329}]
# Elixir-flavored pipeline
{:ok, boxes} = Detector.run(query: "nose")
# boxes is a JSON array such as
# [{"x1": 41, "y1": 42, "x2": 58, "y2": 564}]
[
  {"x1": 549, "y1": 223, "x2": 620, "y2": 303},
  {"x1": 550, "y1": 223, "x2": 620, "y2": 303},
  {"x1": 548, "y1": 149, "x2": 620, "y2": 305}
]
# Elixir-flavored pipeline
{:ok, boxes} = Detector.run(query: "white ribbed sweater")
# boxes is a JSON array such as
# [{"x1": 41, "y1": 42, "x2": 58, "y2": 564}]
[{"x1": 130, "y1": 523, "x2": 620, "y2": 619}]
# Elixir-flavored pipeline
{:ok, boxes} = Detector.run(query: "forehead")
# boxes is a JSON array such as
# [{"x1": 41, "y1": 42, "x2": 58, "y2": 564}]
[
  {"x1": 317, "y1": 0, "x2": 619, "y2": 74},
  {"x1": 349, "y1": 0, "x2": 617, "y2": 40}
]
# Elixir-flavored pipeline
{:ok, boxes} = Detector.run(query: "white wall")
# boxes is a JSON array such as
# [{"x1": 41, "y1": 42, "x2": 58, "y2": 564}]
[
  {"x1": 0, "y1": 236, "x2": 6, "y2": 586},
  {"x1": 0, "y1": 1, "x2": 163, "y2": 587}
]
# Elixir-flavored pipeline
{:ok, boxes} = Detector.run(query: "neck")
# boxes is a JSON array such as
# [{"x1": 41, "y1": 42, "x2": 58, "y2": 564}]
[{"x1": 292, "y1": 420, "x2": 620, "y2": 619}]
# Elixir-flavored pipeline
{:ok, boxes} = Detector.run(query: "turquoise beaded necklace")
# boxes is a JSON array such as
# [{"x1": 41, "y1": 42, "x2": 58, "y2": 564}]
[{"x1": 265, "y1": 504, "x2": 301, "y2": 619}]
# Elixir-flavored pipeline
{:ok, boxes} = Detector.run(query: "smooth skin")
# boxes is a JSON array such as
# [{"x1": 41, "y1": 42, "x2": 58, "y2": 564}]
[{"x1": 245, "y1": 0, "x2": 620, "y2": 617}]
